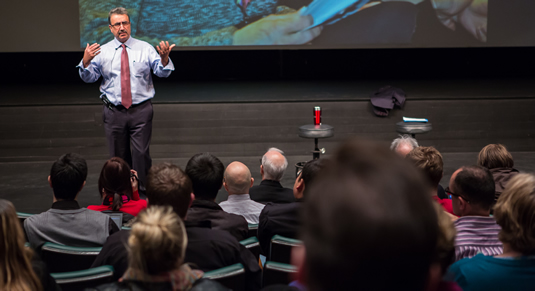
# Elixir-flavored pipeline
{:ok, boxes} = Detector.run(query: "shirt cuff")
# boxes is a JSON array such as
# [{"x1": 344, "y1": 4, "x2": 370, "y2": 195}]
[
  {"x1": 76, "y1": 59, "x2": 89, "y2": 70},
  {"x1": 161, "y1": 58, "x2": 175, "y2": 71}
]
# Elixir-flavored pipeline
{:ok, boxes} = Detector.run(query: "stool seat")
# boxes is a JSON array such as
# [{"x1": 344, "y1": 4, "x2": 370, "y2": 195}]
[
  {"x1": 396, "y1": 122, "x2": 432, "y2": 135},
  {"x1": 298, "y1": 124, "x2": 334, "y2": 139}
]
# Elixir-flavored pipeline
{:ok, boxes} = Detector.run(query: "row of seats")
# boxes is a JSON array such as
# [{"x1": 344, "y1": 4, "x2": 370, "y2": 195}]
[{"x1": 19, "y1": 212, "x2": 301, "y2": 290}]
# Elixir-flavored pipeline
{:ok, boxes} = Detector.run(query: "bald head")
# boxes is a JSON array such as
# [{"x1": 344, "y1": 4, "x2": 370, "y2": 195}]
[
  {"x1": 261, "y1": 148, "x2": 288, "y2": 181},
  {"x1": 224, "y1": 162, "x2": 254, "y2": 195}
]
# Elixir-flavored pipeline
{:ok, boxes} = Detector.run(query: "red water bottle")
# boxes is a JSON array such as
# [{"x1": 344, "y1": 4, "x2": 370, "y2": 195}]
[{"x1": 314, "y1": 106, "x2": 321, "y2": 125}]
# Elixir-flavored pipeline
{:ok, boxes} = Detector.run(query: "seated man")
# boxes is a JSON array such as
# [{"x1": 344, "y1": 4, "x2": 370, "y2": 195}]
[
  {"x1": 448, "y1": 165, "x2": 503, "y2": 261},
  {"x1": 250, "y1": 148, "x2": 295, "y2": 204},
  {"x1": 292, "y1": 139, "x2": 439, "y2": 290},
  {"x1": 257, "y1": 158, "x2": 329, "y2": 256},
  {"x1": 185, "y1": 153, "x2": 248, "y2": 241},
  {"x1": 24, "y1": 153, "x2": 119, "y2": 250},
  {"x1": 406, "y1": 146, "x2": 454, "y2": 215},
  {"x1": 92, "y1": 163, "x2": 261, "y2": 290},
  {"x1": 219, "y1": 162, "x2": 265, "y2": 224}
]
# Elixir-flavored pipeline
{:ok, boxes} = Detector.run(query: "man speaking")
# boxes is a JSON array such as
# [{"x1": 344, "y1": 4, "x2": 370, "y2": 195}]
[{"x1": 77, "y1": 7, "x2": 175, "y2": 194}]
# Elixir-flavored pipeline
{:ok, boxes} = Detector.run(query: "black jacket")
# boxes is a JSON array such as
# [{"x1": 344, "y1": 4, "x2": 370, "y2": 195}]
[
  {"x1": 258, "y1": 202, "x2": 302, "y2": 256},
  {"x1": 91, "y1": 221, "x2": 261, "y2": 290},
  {"x1": 87, "y1": 278, "x2": 229, "y2": 291},
  {"x1": 249, "y1": 180, "x2": 295, "y2": 205},
  {"x1": 186, "y1": 199, "x2": 248, "y2": 241}
]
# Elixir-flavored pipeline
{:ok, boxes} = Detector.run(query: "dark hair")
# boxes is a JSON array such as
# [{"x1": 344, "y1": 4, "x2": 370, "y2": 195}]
[
  {"x1": 98, "y1": 157, "x2": 133, "y2": 211},
  {"x1": 185, "y1": 153, "x2": 224, "y2": 200},
  {"x1": 300, "y1": 158, "x2": 331, "y2": 198},
  {"x1": 146, "y1": 163, "x2": 192, "y2": 219},
  {"x1": 302, "y1": 138, "x2": 438, "y2": 291},
  {"x1": 477, "y1": 144, "x2": 514, "y2": 169},
  {"x1": 108, "y1": 7, "x2": 129, "y2": 25},
  {"x1": 406, "y1": 146, "x2": 443, "y2": 188},
  {"x1": 50, "y1": 153, "x2": 88, "y2": 200},
  {"x1": 454, "y1": 165, "x2": 495, "y2": 210}
]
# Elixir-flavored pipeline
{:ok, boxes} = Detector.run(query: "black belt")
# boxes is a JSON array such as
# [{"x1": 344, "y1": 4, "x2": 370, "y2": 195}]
[{"x1": 102, "y1": 95, "x2": 150, "y2": 111}]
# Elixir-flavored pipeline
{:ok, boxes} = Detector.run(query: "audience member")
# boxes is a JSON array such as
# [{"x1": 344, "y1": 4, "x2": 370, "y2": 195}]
[
  {"x1": 448, "y1": 173, "x2": 535, "y2": 291},
  {"x1": 477, "y1": 144, "x2": 519, "y2": 202},
  {"x1": 250, "y1": 148, "x2": 295, "y2": 204},
  {"x1": 91, "y1": 163, "x2": 261, "y2": 290},
  {"x1": 447, "y1": 165, "x2": 502, "y2": 261},
  {"x1": 390, "y1": 134, "x2": 419, "y2": 157},
  {"x1": 24, "y1": 153, "x2": 119, "y2": 250},
  {"x1": 219, "y1": 162, "x2": 265, "y2": 224},
  {"x1": 293, "y1": 139, "x2": 439, "y2": 291},
  {"x1": 0, "y1": 199, "x2": 59, "y2": 291},
  {"x1": 87, "y1": 157, "x2": 147, "y2": 223},
  {"x1": 89, "y1": 206, "x2": 206, "y2": 290},
  {"x1": 185, "y1": 153, "x2": 248, "y2": 241},
  {"x1": 406, "y1": 146, "x2": 455, "y2": 215},
  {"x1": 258, "y1": 158, "x2": 330, "y2": 256},
  {"x1": 429, "y1": 203, "x2": 461, "y2": 291}
]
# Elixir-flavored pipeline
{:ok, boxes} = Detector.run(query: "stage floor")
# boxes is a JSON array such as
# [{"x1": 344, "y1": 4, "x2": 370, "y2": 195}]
[{"x1": 4, "y1": 152, "x2": 535, "y2": 214}]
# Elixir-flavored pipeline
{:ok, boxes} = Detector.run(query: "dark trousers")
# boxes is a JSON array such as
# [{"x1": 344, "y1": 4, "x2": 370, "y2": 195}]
[{"x1": 103, "y1": 100, "x2": 153, "y2": 191}]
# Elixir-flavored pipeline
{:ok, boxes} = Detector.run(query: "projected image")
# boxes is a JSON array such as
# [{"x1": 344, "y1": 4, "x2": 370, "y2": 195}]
[{"x1": 79, "y1": 0, "x2": 488, "y2": 48}]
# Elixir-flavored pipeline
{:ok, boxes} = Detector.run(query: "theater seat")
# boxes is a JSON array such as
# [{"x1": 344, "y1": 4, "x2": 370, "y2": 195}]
[
  {"x1": 17, "y1": 211, "x2": 33, "y2": 225},
  {"x1": 41, "y1": 242, "x2": 102, "y2": 273},
  {"x1": 269, "y1": 235, "x2": 303, "y2": 264},
  {"x1": 262, "y1": 261, "x2": 298, "y2": 287},
  {"x1": 248, "y1": 223, "x2": 258, "y2": 238},
  {"x1": 240, "y1": 236, "x2": 261, "y2": 261},
  {"x1": 51, "y1": 265, "x2": 114, "y2": 291},
  {"x1": 203, "y1": 263, "x2": 245, "y2": 291}
]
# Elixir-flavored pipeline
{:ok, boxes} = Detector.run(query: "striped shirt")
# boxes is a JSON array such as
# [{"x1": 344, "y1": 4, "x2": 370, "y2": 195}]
[{"x1": 454, "y1": 216, "x2": 503, "y2": 262}]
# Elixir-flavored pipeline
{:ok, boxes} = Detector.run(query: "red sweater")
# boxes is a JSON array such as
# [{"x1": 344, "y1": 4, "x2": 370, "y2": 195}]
[
  {"x1": 88, "y1": 191, "x2": 147, "y2": 216},
  {"x1": 432, "y1": 195, "x2": 455, "y2": 216}
]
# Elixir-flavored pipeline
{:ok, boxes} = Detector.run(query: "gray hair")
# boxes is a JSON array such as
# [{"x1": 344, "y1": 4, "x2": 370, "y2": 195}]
[
  {"x1": 262, "y1": 147, "x2": 288, "y2": 181},
  {"x1": 108, "y1": 7, "x2": 129, "y2": 25},
  {"x1": 390, "y1": 135, "x2": 419, "y2": 151}
]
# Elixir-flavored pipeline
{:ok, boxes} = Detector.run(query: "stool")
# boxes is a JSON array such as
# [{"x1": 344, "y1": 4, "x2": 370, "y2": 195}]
[
  {"x1": 396, "y1": 122, "x2": 432, "y2": 139},
  {"x1": 295, "y1": 124, "x2": 334, "y2": 176}
]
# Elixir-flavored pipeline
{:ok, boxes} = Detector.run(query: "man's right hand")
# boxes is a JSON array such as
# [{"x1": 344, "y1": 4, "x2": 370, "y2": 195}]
[
  {"x1": 233, "y1": 10, "x2": 322, "y2": 46},
  {"x1": 83, "y1": 43, "x2": 101, "y2": 68}
]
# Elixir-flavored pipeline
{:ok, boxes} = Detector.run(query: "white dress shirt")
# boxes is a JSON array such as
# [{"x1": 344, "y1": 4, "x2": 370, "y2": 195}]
[{"x1": 219, "y1": 194, "x2": 265, "y2": 224}]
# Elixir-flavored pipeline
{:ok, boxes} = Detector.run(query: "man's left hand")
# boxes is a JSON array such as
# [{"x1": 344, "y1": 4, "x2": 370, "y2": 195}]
[{"x1": 156, "y1": 41, "x2": 176, "y2": 66}]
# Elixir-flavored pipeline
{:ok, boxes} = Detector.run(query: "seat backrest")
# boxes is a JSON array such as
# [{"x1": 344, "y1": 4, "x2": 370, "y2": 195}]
[
  {"x1": 17, "y1": 212, "x2": 33, "y2": 242},
  {"x1": 41, "y1": 242, "x2": 102, "y2": 273},
  {"x1": 240, "y1": 236, "x2": 261, "y2": 261},
  {"x1": 51, "y1": 265, "x2": 114, "y2": 291},
  {"x1": 269, "y1": 235, "x2": 303, "y2": 264},
  {"x1": 262, "y1": 261, "x2": 298, "y2": 288},
  {"x1": 203, "y1": 263, "x2": 246, "y2": 291},
  {"x1": 248, "y1": 223, "x2": 258, "y2": 238}
]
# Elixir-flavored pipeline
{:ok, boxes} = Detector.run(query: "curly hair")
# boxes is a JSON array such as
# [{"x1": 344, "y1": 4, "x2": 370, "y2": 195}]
[{"x1": 493, "y1": 173, "x2": 535, "y2": 255}]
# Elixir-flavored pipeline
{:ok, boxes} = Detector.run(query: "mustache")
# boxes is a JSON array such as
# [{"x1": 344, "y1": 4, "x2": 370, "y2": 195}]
[{"x1": 119, "y1": 30, "x2": 127, "y2": 34}]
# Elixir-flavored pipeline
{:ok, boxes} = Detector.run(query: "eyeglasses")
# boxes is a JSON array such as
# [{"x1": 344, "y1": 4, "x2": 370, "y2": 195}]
[
  {"x1": 445, "y1": 187, "x2": 470, "y2": 203},
  {"x1": 111, "y1": 21, "x2": 130, "y2": 29}
]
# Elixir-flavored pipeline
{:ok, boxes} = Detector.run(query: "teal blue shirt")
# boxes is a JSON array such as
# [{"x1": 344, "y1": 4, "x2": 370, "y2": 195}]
[{"x1": 447, "y1": 253, "x2": 535, "y2": 291}]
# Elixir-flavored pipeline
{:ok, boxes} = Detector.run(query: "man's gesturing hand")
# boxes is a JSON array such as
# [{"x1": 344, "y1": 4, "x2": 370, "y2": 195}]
[
  {"x1": 156, "y1": 41, "x2": 176, "y2": 67},
  {"x1": 83, "y1": 43, "x2": 100, "y2": 68}
]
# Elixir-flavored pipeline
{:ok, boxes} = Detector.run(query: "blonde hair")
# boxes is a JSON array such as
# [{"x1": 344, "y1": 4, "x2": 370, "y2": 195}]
[
  {"x1": 128, "y1": 206, "x2": 187, "y2": 275},
  {"x1": 0, "y1": 200, "x2": 42, "y2": 291},
  {"x1": 432, "y1": 203, "x2": 456, "y2": 273},
  {"x1": 494, "y1": 173, "x2": 535, "y2": 255},
  {"x1": 477, "y1": 144, "x2": 514, "y2": 169}
]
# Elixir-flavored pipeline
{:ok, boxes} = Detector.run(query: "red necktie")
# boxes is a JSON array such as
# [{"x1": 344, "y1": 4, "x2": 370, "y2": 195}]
[{"x1": 121, "y1": 44, "x2": 132, "y2": 109}]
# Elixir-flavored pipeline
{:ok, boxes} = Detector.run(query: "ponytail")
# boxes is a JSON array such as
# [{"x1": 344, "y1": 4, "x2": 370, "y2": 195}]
[{"x1": 112, "y1": 192, "x2": 123, "y2": 211}]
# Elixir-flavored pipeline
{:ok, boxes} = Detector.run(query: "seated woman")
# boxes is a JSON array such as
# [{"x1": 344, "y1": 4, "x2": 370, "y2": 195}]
[
  {"x1": 477, "y1": 144, "x2": 519, "y2": 202},
  {"x1": 88, "y1": 157, "x2": 147, "y2": 221},
  {"x1": 90, "y1": 206, "x2": 205, "y2": 290},
  {"x1": 447, "y1": 173, "x2": 535, "y2": 291},
  {"x1": 0, "y1": 199, "x2": 59, "y2": 291}
]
